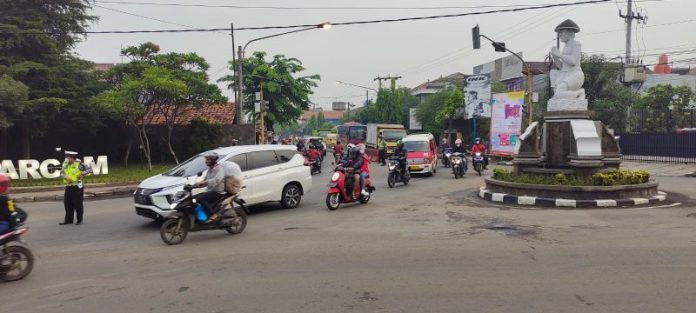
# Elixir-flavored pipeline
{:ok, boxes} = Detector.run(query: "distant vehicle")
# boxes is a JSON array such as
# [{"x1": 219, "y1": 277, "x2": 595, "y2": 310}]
[
  {"x1": 324, "y1": 133, "x2": 337, "y2": 145},
  {"x1": 402, "y1": 133, "x2": 438, "y2": 176},
  {"x1": 337, "y1": 123, "x2": 367, "y2": 145},
  {"x1": 366, "y1": 123, "x2": 407, "y2": 156},
  {"x1": 134, "y1": 145, "x2": 312, "y2": 221}
]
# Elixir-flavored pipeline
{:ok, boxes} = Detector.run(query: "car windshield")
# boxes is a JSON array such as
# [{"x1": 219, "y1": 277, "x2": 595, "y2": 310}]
[
  {"x1": 163, "y1": 154, "x2": 209, "y2": 177},
  {"x1": 383, "y1": 130, "x2": 406, "y2": 141},
  {"x1": 403, "y1": 141, "x2": 429, "y2": 152}
]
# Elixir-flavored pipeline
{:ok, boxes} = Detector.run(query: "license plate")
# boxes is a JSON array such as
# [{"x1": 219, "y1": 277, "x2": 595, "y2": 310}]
[{"x1": 409, "y1": 166, "x2": 419, "y2": 170}]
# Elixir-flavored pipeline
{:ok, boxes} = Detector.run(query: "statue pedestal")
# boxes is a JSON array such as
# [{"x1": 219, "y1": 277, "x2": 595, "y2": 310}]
[{"x1": 547, "y1": 98, "x2": 588, "y2": 112}]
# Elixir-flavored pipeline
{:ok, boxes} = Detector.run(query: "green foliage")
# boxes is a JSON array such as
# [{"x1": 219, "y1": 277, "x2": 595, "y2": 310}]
[
  {"x1": 220, "y1": 51, "x2": 319, "y2": 131},
  {"x1": 416, "y1": 89, "x2": 448, "y2": 134},
  {"x1": 636, "y1": 84, "x2": 695, "y2": 133},
  {"x1": 581, "y1": 55, "x2": 639, "y2": 133},
  {"x1": 436, "y1": 88, "x2": 464, "y2": 123},
  {"x1": 493, "y1": 169, "x2": 650, "y2": 186},
  {"x1": 182, "y1": 118, "x2": 223, "y2": 157},
  {"x1": 0, "y1": 75, "x2": 27, "y2": 128},
  {"x1": 98, "y1": 42, "x2": 226, "y2": 167},
  {"x1": 12, "y1": 164, "x2": 175, "y2": 187},
  {"x1": 305, "y1": 111, "x2": 333, "y2": 135}
]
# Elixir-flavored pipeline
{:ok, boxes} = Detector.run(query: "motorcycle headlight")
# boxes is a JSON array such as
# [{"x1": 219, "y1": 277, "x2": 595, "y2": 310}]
[
  {"x1": 331, "y1": 173, "x2": 340, "y2": 182},
  {"x1": 475, "y1": 152, "x2": 482, "y2": 157}
]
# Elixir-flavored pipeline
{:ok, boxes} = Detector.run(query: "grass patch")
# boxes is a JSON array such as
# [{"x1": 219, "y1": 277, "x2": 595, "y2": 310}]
[
  {"x1": 12, "y1": 164, "x2": 176, "y2": 187},
  {"x1": 492, "y1": 168, "x2": 650, "y2": 186}
]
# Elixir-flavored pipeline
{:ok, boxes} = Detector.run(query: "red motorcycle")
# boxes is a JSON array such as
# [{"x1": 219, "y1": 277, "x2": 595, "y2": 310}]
[{"x1": 326, "y1": 166, "x2": 375, "y2": 210}]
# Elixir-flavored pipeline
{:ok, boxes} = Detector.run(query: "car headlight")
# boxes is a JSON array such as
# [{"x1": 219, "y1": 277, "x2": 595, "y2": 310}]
[
  {"x1": 423, "y1": 158, "x2": 431, "y2": 164},
  {"x1": 170, "y1": 202, "x2": 178, "y2": 210}
]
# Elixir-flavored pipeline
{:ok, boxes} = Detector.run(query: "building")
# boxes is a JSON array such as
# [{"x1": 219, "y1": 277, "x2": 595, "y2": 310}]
[
  {"x1": 411, "y1": 72, "x2": 467, "y2": 104},
  {"x1": 473, "y1": 54, "x2": 549, "y2": 93},
  {"x1": 94, "y1": 63, "x2": 115, "y2": 71},
  {"x1": 332, "y1": 101, "x2": 347, "y2": 111},
  {"x1": 299, "y1": 109, "x2": 345, "y2": 126}
]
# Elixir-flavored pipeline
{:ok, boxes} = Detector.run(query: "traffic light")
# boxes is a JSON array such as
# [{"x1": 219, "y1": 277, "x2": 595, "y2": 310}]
[
  {"x1": 492, "y1": 42, "x2": 506, "y2": 52},
  {"x1": 472, "y1": 25, "x2": 480, "y2": 49}
]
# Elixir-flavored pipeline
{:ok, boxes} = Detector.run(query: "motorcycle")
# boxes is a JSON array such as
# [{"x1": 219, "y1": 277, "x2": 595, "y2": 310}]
[
  {"x1": 307, "y1": 157, "x2": 322, "y2": 175},
  {"x1": 160, "y1": 185, "x2": 248, "y2": 245},
  {"x1": 0, "y1": 221, "x2": 34, "y2": 281},
  {"x1": 326, "y1": 166, "x2": 375, "y2": 210},
  {"x1": 441, "y1": 147, "x2": 452, "y2": 168},
  {"x1": 387, "y1": 157, "x2": 410, "y2": 188},
  {"x1": 450, "y1": 152, "x2": 467, "y2": 179},
  {"x1": 472, "y1": 152, "x2": 485, "y2": 176}
]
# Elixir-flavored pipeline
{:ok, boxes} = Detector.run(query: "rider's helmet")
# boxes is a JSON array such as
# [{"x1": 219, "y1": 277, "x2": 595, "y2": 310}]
[
  {"x1": 357, "y1": 143, "x2": 366, "y2": 154},
  {"x1": 0, "y1": 174, "x2": 10, "y2": 194},
  {"x1": 203, "y1": 151, "x2": 220, "y2": 161},
  {"x1": 475, "y1": 137, "x2": 481, "y2": 144},
  {"x1": 455, "y1": 139, "x2": 462, "y2": 146}
]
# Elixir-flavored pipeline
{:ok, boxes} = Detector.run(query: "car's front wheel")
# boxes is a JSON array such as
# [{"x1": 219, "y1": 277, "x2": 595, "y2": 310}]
[{"x1": 280, "y1": 184, "x2": 302, "y2": 209}]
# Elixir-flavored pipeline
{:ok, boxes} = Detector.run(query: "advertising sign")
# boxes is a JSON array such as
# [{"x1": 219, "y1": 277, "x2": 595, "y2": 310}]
[
  {"x1": 0, "y1": 156, "x2": 108, "y2": 180},
  {"x1": 464, "y1": 74, "x2": 492, "y2": 119},
  {"x1": 490, "y1": 92, "x2": 524, "y2": 156},
  {"x1": 409, "y1": 107, "x2": 422, "y2": 130}
]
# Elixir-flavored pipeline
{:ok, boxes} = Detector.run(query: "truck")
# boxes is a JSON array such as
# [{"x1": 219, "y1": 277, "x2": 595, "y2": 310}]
[{"x1": 366, "y1": 123, "x2": 408, "y2": 156}]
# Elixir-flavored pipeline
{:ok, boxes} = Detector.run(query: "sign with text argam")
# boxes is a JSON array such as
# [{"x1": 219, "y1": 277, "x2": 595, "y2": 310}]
[{"x1": 490, "y1": 91, "x2": 524, "y2": 156}]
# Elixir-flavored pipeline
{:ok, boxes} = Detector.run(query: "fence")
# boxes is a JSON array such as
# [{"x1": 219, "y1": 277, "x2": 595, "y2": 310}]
[{"x1": 619, "y1": 132, "x2": 696, "y2": 163}]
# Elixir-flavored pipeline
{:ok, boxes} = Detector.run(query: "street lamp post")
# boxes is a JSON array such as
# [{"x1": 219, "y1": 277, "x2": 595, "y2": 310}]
[
  {"x1": 335, "y1": 80, "x2": 378, "y2": 108},
  {"x1": 237, "y1": 22, "x2": 331, "y2": 128}
]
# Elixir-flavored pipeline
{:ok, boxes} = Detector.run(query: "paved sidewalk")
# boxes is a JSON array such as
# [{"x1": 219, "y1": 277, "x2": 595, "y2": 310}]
[{"x1": 13, "y1": 185, "x2": 137, "y2": 203}]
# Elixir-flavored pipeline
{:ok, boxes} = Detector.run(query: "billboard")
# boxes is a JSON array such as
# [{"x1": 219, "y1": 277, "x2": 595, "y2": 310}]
[
  {"x1": 490, "y1": 91, "x2": 524, "y2": 156},
  {"x1": 409, "y1": 107, "x2": 422, "y2": 130},
  {"x1": 464, "y1": 74, "x2": 492, "y2": 119}
]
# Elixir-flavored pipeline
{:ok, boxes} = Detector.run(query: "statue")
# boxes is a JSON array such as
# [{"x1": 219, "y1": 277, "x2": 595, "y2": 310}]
[{"x1": 549, "y1": 19, "x2": 586, "y2": 102}]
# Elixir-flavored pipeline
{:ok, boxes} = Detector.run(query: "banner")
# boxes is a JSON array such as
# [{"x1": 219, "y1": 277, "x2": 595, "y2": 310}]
[
  {"x1": 409, "y1": 108, "x2": 422, "y2": 130},
  {"x1": 490, "y1": 91, "x2": 524, "y2": 156},
  {"x1": 464, "y1": 74, "x2": 492, "y2": 119}
]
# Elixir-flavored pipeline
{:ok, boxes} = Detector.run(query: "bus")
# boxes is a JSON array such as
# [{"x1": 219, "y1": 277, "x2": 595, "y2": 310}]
[{"x1": 336, "y1": 123, "x2": 367, "y2": 145}]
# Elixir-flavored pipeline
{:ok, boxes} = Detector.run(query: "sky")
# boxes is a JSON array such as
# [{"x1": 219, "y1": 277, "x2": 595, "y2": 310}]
[{"x1": 74, "y1": 0, "x2": 696, "y2": 109}]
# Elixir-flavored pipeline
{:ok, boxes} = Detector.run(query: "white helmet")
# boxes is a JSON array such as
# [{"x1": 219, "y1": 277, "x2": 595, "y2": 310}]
[
  {"x1": 346, "y1": 143, "x2": 356, "y2": 150},
  {"x1": 455, "y1": 139, "x2": 462, "y2": 145},
  {"x1": 357, "y1": 143, "x2": 366, "y2": 154}
]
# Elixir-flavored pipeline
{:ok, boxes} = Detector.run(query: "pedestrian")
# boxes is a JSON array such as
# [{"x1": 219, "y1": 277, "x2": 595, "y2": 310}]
[
  {"x1": 378, "y1": 134, "x2": 387, "y2": 166},
  {"x1": 60, "y1": 151, "x2": 92, "y2": 225}
]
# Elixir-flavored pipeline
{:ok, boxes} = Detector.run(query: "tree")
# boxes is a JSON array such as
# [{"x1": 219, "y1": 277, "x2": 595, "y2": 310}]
[
  {"x1": 0, "y1": 75, "x2": 27, "y2": 129},
  {"x1": 220, "y1": 51, "x2": 319, "y2": 133},
  {"x1": 0, "y1": 0, "x2": 98, "y2": 158},
  {"x1": 437, "y1": 88, "x2": 465, "y2": 137},
  {"x1": 637, "y1": 84, "x2": 694, "y2": 133},
  {"x1": 99, "y1": 43, "x2": 226, "y2": 167},
  {"x1": 416, "y1": 90, "x2": 448, "y2": 134}
]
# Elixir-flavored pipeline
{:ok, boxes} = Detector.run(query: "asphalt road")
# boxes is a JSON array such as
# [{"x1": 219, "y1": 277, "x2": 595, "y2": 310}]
[{"x1": 2, "y1": 159, "x2": 696, "y2": 313}]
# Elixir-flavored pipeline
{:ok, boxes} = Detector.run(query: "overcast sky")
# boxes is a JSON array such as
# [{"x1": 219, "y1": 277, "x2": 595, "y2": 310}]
[{"x1": 75, "y1": 0, "x2": 694, "y2": 109}]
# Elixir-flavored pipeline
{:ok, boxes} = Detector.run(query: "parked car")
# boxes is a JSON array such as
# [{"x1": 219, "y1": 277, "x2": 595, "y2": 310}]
[
  {"x1": 402, "y1": 133, "x2": 438, "y2": 176},
  {"x1": 134, "y1": 145, "x2": 311, "y2": 221}
]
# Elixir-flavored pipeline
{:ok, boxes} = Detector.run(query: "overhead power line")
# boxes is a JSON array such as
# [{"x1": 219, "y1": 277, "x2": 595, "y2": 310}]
[
  {"x1": 2, "y1": 0, "x2": 612, "y2": 35},
  {"x1": 95, "y1": 0, "x2": 662, "y2": 10}
]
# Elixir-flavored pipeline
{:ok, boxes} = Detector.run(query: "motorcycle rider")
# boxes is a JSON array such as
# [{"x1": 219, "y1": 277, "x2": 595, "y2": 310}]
[
  {"x1": 470, "y1": 138, "x2": 489, "y2": 169},
  {"x1": 392, "y1": 140, "x2": 408, "y2": 178},
  {"x1": 333, "y1": 140, "x2": 344, "y2": 164},
  {"x1": 340, "y1": 144, "x2": 364, "y2": 198},
  {"x1": 357, "y1": 143, "x2": 370, "y2": 196},
  {"x1": 0, "y1": 174, "x2": 15, "y2": 234},
  {"x1": 192, "y1": 152, "x2": 227, "y2": 222},
  {"x1": 440, "y1": 138, "x2": 452, "y2": 167},
  {"x1": 452, "y1": 138, "x2": 467, "y2": 154}
]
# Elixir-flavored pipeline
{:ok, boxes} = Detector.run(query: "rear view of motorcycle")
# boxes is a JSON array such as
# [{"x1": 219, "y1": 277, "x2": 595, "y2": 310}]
[
  {"x1": 387, "y1": 157, "x2": 410, "y2": 188},
  {"x1": 0, "y1": 208, "x2": 33, "y2": 281}
]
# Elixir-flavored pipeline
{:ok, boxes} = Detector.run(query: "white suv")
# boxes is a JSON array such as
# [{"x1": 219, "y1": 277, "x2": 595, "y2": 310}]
[{"x1": 134, "y1": 145, "x2": 312, "y2": 221}]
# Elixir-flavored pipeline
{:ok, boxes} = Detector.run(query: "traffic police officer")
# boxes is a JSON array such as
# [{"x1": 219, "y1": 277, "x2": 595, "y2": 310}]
[{"x1": 60, "y1": 151, "x2": 92, "y2": 225}]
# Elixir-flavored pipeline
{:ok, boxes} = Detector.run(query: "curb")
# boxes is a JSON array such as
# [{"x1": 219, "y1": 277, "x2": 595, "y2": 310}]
[
  {"x1": 13, "y1": 182, "x2": 140, "y2": 194},
  {"x1": 14, "y1": 187, "x2": 137, "y2": 203},
  {"x1": 478, "y1": 187, "x2": 667, "y2": 208}
]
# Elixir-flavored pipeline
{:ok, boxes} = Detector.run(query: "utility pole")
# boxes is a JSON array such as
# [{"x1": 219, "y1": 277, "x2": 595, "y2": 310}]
[
  {"x1": 237, "y1": 45, "x2": 244, "y2": 124},
  {"x1": 619, "y1": 0, "x2": 646, "y2": 63},
  {"x1": 374, "y1": 75, "x2": 402, "y2": 90},
  {"x1": 259, "y1": 85, "x2": 265, "y2": 144}
]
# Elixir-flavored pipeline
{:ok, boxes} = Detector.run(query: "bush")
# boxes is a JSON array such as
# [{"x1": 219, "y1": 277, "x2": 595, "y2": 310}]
[{"x1": 493, "y1": 169, "x2": 650, "y2": 186}]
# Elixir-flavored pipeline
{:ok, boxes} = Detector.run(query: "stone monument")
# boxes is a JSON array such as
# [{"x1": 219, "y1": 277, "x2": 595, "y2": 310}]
[{"x1": 513, "y1": 19, "x2": 622, "y2": 175}]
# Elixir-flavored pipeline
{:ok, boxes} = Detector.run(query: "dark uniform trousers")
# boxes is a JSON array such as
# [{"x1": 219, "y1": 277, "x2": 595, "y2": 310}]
[{"x1": 64, "y1": 185, "x2": 84, "y2": 223}]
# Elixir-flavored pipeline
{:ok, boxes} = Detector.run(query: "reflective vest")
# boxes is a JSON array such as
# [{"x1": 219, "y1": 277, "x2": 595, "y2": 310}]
[
  {"x1": 378, "y1": 138, "x2": 386, "y2": 149},
  {"x1": 63, "y1": 161, "x2": 83, "y2": 186}
]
